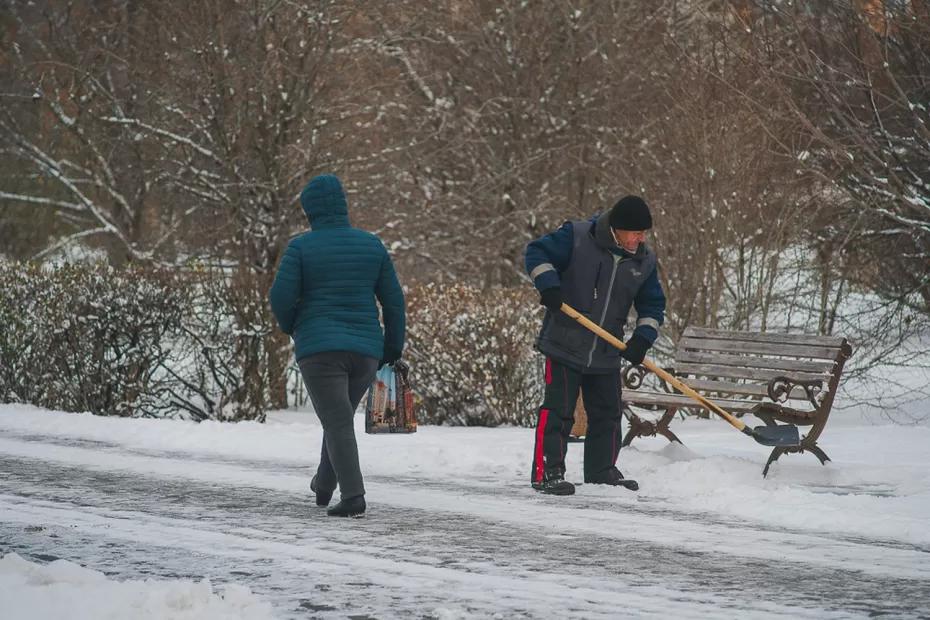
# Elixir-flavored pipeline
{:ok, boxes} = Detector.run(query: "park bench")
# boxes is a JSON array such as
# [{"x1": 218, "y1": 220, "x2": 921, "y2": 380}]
[{"x1": 572, "y1": 327, "x2": 853, "y2": 476}]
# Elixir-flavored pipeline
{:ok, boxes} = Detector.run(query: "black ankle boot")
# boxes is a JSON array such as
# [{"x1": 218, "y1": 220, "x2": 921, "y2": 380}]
[
  {"x1": 327, "y1": 495, "x2": 366, "y2": 518},
  {"x1": 584, "y1": 467, "x2": 639, "y2": 491},
  {"x1": 531, "y1": 469, "x2": 576, "y2": 496},
  {"x1": 310, "y1": 475, "x2": 333, "y2": 507}
]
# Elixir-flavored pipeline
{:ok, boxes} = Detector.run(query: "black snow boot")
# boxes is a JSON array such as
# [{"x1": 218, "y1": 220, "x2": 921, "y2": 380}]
[
  {"x1": 585, "y1": 467, "x2": 639, "y2": 491},
  {"x1": 310, "y1": 475, "x2": 333, "y2": 507},
  {"x1": 327, "y1": 495, "x2": 366, "y2": 518},
  {"x1": 532, "y1": 469, "x2": 576, "y2": 496}
]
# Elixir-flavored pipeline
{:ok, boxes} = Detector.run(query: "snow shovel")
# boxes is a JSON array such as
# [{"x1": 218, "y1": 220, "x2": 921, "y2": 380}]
[{"x1": 560, "y1": 303, "x2": 801, "y2": 448}]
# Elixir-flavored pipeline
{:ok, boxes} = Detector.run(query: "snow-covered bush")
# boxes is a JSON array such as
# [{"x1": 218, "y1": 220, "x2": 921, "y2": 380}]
[
  {"x1": 0, "y1": 263, "x2": 286, "y2": 421},
  {"x1": 160, "y1": 267, "x2": 289, "y2": 422},
  {"x1": 406, "y1": 283, "x2": 543, "y2": 426},
  {"x1": 0, "y1": 264, "x2": 48, "y2": 406},
  {"x1": 0, "y1": 263, "x2": 187, "y2": 416}
]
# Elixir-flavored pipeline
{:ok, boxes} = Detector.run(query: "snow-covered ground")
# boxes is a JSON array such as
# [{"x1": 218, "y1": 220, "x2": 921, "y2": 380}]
[
  {"x1": 1, "y1": 403, "x2": 929, "y2": 618},
  {"x1": 0, "y1": 552, "x2": 274, "y2": 620}
]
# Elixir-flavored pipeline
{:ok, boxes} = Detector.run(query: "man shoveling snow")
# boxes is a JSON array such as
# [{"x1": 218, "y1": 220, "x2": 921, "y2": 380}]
[{"x1": 525, "y1": 196, "x2": 666, "y2": 495}]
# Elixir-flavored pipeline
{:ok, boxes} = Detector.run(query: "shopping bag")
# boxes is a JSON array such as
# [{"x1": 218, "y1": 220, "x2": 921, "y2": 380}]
[{"x1": 365, "y1": 359, "x2": 417, "y2": 434}]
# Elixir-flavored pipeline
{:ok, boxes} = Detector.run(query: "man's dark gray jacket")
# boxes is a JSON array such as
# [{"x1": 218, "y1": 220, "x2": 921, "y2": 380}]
[{"x1": 525, "y1": 214, "x2": 666, "y2": 372}]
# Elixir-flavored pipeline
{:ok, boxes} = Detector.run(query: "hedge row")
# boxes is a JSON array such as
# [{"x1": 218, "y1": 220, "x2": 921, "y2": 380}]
[
  {"x1": 0, "y1": 263, "x2": 546, "y2": 425},
  {"x1": 0, "y1": 263, "x2": 289, "y2": 421}
]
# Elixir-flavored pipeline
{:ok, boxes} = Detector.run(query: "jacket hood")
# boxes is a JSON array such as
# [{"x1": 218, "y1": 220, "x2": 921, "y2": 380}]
[{"x1": 300, "y1": 174, "x2": 350, "y2": 230}]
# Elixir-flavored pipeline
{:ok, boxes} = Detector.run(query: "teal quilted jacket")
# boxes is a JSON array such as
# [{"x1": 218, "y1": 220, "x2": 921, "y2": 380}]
[{"x1": 269, "y1": 175, "x2": 405, "y2": 362}]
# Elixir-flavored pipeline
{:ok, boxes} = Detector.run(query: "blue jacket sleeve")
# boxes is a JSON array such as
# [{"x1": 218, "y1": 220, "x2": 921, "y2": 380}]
[
  {"x1": 632, "y1": 266, "x2": 666, "y2": 344},
  {"x1": 269, "y1": 239, "x2": 302, "y2": 336},
  {"x1": 375, "y1": 245, "x2": 406, "y2": 357},
  {"x1": 525, "y1": 221, "x2": 573, "y2": 292}
]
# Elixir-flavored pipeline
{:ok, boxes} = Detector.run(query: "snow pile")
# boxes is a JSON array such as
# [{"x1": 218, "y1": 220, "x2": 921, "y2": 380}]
[{"x1": 0, "y1": 553, "x2": 276, "y2": 620}]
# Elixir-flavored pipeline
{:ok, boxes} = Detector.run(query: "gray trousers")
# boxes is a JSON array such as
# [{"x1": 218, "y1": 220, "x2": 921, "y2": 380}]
[{"x1": 299, "y1": 351, "x2": 378, "y2": 499}]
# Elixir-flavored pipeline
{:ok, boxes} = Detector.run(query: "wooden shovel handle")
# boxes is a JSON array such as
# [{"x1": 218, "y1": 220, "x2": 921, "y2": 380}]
[{"x1": 559, "y1": 303, "x2": 749, "y2": 432}]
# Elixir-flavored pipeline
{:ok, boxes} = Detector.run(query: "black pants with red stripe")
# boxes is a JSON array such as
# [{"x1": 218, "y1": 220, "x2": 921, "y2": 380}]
[{"x1": 531, "y1": 356, "x2": 623, "y2": 484}]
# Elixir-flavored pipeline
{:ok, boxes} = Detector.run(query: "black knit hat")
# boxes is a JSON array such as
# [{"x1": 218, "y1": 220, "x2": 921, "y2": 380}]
[{"x1": 609, "y1": 195, "x2": 652, "y2": 231}]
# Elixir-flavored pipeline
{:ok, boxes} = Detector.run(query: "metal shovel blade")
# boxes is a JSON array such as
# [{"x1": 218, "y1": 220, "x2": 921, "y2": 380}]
[{"x1": 751, "y1": 424, "x2": 801, "y2": 447}]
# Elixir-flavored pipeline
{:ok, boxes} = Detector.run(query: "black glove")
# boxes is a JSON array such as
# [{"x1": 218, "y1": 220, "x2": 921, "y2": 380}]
[
  {"x1": 539, "y1": 287, "x2": 563, "y2": 313},
  {"x1": 620, "y1": 333, "x2": 651, "y2": 366},
  {"x1": 379, "y1": 346, "x2": 402, "y2": 370}
]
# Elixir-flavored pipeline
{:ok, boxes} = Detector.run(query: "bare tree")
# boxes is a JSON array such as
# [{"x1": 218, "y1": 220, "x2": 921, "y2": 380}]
[
  {"x1": 0, "y1": 0, "x2": 371, "y2": 410},
  {"x1": 722, "y1": 0, "x2": 930, "y2": 313},
  {"x1": 0, "y1": 1, "x2": 369, "y2": 268},
  {"x1": 329, "y1": 1, "x2": 675, "y2": 285}
]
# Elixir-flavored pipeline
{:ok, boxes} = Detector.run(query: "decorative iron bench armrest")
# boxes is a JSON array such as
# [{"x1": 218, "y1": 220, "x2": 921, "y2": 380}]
[
  {"x1": 622, "y1": 364, "x2": 676, "y2": 393},
  {"x1": 766, "y1": 375, "x2": 825, "y2": 409}
]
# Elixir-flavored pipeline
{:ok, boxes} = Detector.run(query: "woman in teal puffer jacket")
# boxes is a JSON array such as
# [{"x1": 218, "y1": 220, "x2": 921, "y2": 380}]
[{"x1": 270, "y1": 174, "x2": 405, "y2": 518}]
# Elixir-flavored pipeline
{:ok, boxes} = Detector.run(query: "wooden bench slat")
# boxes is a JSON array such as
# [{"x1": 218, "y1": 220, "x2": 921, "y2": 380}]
[
  {"x1": 623, "y1": 391, "x2": 764, "y2": 412},
  {"x1": 678, "y1": 337, "x2": 841, "y2": 360},
  {"x1": 673, "y1": 362, "x2": 828, "y2": 383},
  {"x1": 683, "y1": 327, "x2": 847, "y2": 348},
  {"x1": 675, "y1": 351, "x2": 836, "y2": 374},
  {"x1": 680, "y1": 378, "x2": 816, "y2": 401}
]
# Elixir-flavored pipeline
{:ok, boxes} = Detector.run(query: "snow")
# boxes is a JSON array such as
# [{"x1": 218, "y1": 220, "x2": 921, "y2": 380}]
[
  {"x1": 0, "y1": 553, "x2": 274, "y2": 620},
  {"x1": 1, "y1": 403, "x2": 928, "y2": 617},
  {"x1": 2, "y1": 405, "x2": 929, "y2": 547}
]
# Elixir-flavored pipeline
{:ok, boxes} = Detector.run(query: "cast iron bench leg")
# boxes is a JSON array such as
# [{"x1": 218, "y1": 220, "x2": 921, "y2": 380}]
[
  {"x1": 621, "y1": 408, "x2": 650, "y2": 447},
  {"x1": 762, "y1": 442, "x2": 832, "y2": 477},
  {"x1": 656, "y1": 407, "x2": 682, "y2": 445},
  {"x1": 622, "y1": 407, "x2": 682, "y2": 447}
]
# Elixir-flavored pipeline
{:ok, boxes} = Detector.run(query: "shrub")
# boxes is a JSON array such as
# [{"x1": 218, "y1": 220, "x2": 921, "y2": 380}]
[
  {"x1": 406, "y1": 283, "x2": 543, "y2": 426},
  {"x1": 0, "y1": 263, "x2": 187, "y2": 416},
  {"x1": 0, "y1": 262, "x2": 287, "y2": 421},
  {"x1": 161, "y1": 267, "x2": 290, "y2": 421}
]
